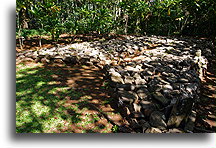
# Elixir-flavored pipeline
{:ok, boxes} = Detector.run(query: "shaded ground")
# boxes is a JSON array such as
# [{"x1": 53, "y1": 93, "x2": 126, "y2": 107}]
[
  {"x1": 16, "y1": 59, "x2": 129, "y2": 133},
  {"x1": 194, "y1": 52, "x2": 216, "y2": 133}
]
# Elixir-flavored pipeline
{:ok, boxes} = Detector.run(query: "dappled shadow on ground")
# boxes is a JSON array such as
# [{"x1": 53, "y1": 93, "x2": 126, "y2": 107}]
[
  {"x1": 194, "y1": 49, "x2": 216, "y2": 133},
  {"x1": 16, "y1": 60, "x2": 128, "y2": 133}
]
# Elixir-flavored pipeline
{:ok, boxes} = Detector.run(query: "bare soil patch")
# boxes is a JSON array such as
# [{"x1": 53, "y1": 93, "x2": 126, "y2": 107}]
[{"x1": 194, "y1": 58, "x2": 216, "y2": 132}]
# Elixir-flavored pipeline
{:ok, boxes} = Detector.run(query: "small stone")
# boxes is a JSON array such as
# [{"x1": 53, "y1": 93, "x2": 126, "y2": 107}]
[
  {"x1": 53, "y1": 55, "x2": 63, "y2": 59},
  {"x1": 136, "y1": 88, "x2": 150, "y2": 100},
  {"x1": 167, "y1": 115, "x2": 185, "y2": 128},
  {"x1": 131, "y1": 112, "x2": 145, "y2": 118},
  {"x1": 34, "y1": 57, "x2": 41, "y2": 63},
  {"x1": 148, "y1": 78, "x2": 163, "y2": 92},
  {"x1": 41, "y1": 57, "x2": 50, "y2": 63},
  {"x1": 139, "y1": 120, "x2": 150, "y2": 128},
  {"x1": 186, "y1": 83, "x2": 198, "y2": 94},
  {"x1": 145, "y1": 127, "x2": 162, "y2": 133},
  {"x1": 172, "y1": 83, "x2": 181, "y2": 90},
  {"x1": 118, "y1": 90, "x2": 138, "y2": 103},
  {"x1": 140, "y1": 101, "x2": 155, "y2": 117},
  {"x1": 142, "y1": 63, "x2": 154, "y2": 68},
  {"x1": 104, "y1": 59, "x2": 112, "y2": 65},
  {"x1": 178, "y1": 78, "x2": 189, "y2": 83},
  {"x1": 140, "y1": 100, "x2": 152, "y2": 105},
  {"x1": 167, "y1": 128, "x2": 184, "y2": 133},
  {"x1": 63, "y1": 56, "x2": 78, "y2": 64},
  {"x1": 163, "y1": 84, "x2": 173, "y2": 90},
  {"x1": 135, "y1": 78, "x2": 147, "y2": 85},
  {"x1": 116, "y1": 84, "x2": 136, "y2": 91},
  {"x1": 130, "y1": 120, "x2": 142, "y2": 129},
  {"x1": 124, "y1": 76, "x2": 134, "y2": 84},
  {"x1": 111, "y1": 60, "x2": 118, "y2": 66},
  {"x1": 124, "y1": 58, "x2": 132, "y2": 62},
  {"x1": 53, "y1": 58, "x2": 64, "y2": 63},
  {"x1": 141, "y1": 70, "x2": 154, "y2": 76},
  {"x1": 135, "y1": 65, "x2": 142, "y2": 70},
  {"x1": 149, "y1": 111, "x2": 167, "y2": 130},
  {"x1": 152, "y1": 92, "x2": 169, "y2": 106},
  {"x1": 184, "y1": 48, "x2": 190, "y2": 51},
  {"x1": 70, "y1": 56, "x2": 78, "y2": 64},
  {"x1": 26, "y1": 52, "x2": 37, "y2": 59},
  {"x1": 166, "y1": 77, "x2": 178, "y2": 83},
  {"x1": 119, "y1": 70, "x2": 130, "y2": 77},
  {"x1": 119, "y1": 125, "x2": 134, "y2": 133},
  {"x1": 133, "y1": 45, "x2": 139, "y2": 50},
  {"x1": 124, "y1": 107, "x2": 131, "y2": 115},
  {"x1": 208, "y1": 114, "x2": 216, "y2": 120},
  {"x1": 133, "y1": 73, "x2": 141, "y2": 79},
  {"x1": 79, "y1": 57, "x2": 90, "y2": 64},
  {"x1": 89, "y1": 49, "x2": 99, "y2": 57},
  {"x1": 125, "y1": 66, "x2": 139, "y2": 72},
  {"x1": 20, "y1": 57, "x2": 34, "y2": 63},
  {"x1": 167, "y1": 97, "x2": 194, "y2": 127},
  {"x1": 110, "y1": 71, "x2": 124, "y2": 84},
  {"x1": 161, "y1": 72, "x2": 169, "y2": 76},
  {"x1": 17, "y1": 53, "x2": 25, "y2": 58},
  {"x1": 141, "y1": 76, "x2": 151, "y2": 82},
  {"x1": 157, "y1": 77, "x2": 170, "y2": 84},
  {"x1": 184, "y1": 110, "x2": 196, "y2": 132},
  {"x1": 132, "y1": 55, "x2": 146, "y2": 61},
  {"x1": 162, "y1": 89, "x2": 175, "y2": 99},
  {"x1": 133, "y1": 103, "x2": 142, "y2": 112},
  {"x1": 138, "y1": 120, "x2": 151, "y2": 132}
]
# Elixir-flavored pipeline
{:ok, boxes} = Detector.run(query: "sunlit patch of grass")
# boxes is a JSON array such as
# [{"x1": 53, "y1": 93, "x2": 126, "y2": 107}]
[
  {"x1": 35, "y1": 81, "x2": 46, "y2": 88},
  {"x1": 41, "y1": 114, "x2": 71, "y2": 133},
  {"x1": 16, "y1": 62, "x2": 74, "y2": 133},
  {"x1": 47, "y1": 81, "x2": 60, "y2": 85},
  {"x1": 57, "y1": 87, "x2": 71, "y2": 93},
  {"x1": 48, "y1": 88, "x2": 58, "y2": 94},
  {"x1": 16, "y1": 62, "x2": 93, "y2": 133},
  {"x1": 80, "y1": 95, "x2": 92, "y2": 100},
  {"x1": 82, "y1": 113, "x2": 100, "y2": 124},
  {"x1": 27, "y1": 69, "x2": 38, "y2": 74},
  {"x1": 16, "y1": 61, "x2": 121, "y2": 133},
  {"x1": 16, "y1": 89, "x2": 32, "y2": 97},
  {"x1": 16, "y1": 110, "x2": 33, "y2": 127},
  {"x1": 31, "y1": 101, "x2": 51, "y2": 117}
]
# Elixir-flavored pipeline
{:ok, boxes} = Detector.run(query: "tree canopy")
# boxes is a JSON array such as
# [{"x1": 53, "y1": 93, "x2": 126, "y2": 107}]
[{"x1": 16, "y1": 0, "x2": 216, "y2": 40}]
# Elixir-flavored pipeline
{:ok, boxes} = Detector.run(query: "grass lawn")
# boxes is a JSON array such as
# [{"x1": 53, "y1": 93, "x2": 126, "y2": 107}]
[{"x1": 16, "y1": 62, "x2": 121, "y2": 133}]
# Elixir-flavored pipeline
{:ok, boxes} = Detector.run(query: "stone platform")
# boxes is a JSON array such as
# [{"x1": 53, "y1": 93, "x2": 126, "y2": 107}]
[{"x1": 16, "y1": 35, "x2": 214, "y2": 133}]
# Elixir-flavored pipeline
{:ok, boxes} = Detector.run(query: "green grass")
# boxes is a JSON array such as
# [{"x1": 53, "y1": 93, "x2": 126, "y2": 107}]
[
  {"x1": 16, "y1": 62, "x2": 115, "y2": 133},
  {"x1": 16, "y1": 64, "x2": 75, "y2": 133},
  {"x1": 111, "y1": 125, "x2": 119, "y2": 133}
]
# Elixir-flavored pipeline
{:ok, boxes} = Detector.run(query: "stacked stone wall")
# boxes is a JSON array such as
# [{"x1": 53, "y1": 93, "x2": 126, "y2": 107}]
[{"x1": 16, "y1": 35, "x2": 214, "y2": 133}]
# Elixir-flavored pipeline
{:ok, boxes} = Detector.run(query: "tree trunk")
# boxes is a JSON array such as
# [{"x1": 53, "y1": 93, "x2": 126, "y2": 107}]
[
  {"x1": 124, "y1": 14, "x2": 128, "y2": 35},
  {"x1": 19, "y1": 37, "x2": 23, "y2": 50},
  {"x1": 213, "y1": 1, "x2": 216, "y2": 55},
  {"x1": 39, "y1": 35, "x2": 42, "y2": 48},
  {"x1": 20, "y1": 8, "x2": 28, "y2": 29}
]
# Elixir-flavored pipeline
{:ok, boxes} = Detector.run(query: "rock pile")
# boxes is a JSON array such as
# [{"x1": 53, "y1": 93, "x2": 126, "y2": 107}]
[{"x1": 16, "y1": 35, "x2": 214, "y2": 133}]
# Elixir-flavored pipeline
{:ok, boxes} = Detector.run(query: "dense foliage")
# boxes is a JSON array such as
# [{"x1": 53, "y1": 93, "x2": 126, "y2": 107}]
[{"x1": 16, "y1": 0, "x2": 216, "y2": 40}]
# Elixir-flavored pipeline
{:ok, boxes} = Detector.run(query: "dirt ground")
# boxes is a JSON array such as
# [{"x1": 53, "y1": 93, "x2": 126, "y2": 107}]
[{"x1": 194, "y1": 55, "x2": 216, "y2": 132}]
